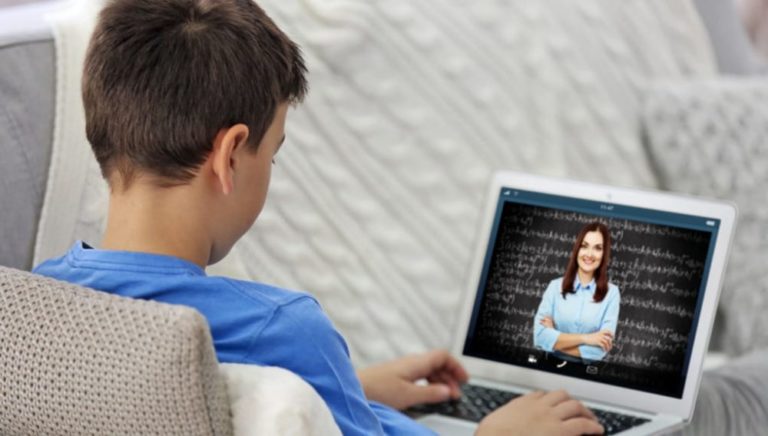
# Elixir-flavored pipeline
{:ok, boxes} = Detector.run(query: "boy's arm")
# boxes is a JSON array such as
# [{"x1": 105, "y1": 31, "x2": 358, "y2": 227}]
[
  {"x1": 356, "y1": 349, "x2": 468, "y2": 410},
  {"x1": 243, "y1": 296, "x2": 432, "y2": 436}
]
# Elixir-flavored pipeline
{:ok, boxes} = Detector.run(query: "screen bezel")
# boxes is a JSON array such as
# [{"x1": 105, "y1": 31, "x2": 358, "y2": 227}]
[{"x1": 452, "y1": 171, "x2": 737, "y2": 420}]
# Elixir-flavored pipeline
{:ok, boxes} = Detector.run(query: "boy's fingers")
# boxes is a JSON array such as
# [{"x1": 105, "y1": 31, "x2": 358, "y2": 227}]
[
  {"x1": 410, "y1": 350, "x2": 467, "y2": 380},
  {"x1": 519, "y1": 390, "x2": 545, "y2": 401},
  {"x1": 405, "y1": 350, "x2": 447, "y2": 378},
  {"x1": 553, "y1": 399, "x2": 597, "y2": 421},
  {"x1": 427, "y1": 371, "x2": 462, "y2": 398},
  {"x1": 541, "y1": 389, "x2": 570, "y2": 406},
  {"x1": 561, "y1": 417, "x2": 604, "y2": 436},
  {"x1": 427, "y1": 350, "x2": 469, "y2": 383},
  {"x1": 406, "y1": 383, "x2": 452, "y2": 406}
]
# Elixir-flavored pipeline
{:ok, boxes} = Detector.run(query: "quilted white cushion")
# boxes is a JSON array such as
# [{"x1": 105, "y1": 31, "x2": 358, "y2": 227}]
[{"x1": 643, "y1": 78, "x2": 768, "y2": 355}]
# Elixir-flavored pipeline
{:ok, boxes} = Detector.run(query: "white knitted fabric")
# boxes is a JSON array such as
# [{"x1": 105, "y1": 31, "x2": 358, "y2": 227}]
[
  {"x1": 34, "y1": 0, "x2": 718, "y2": 367},
  {"x1": 34, "y1": 0, "x2": 107, "y2": 264},
  {"x1": 0, "y1": 266, "x2": 232, "y2": 435},
  {"x1": 643, "y1": 79, "x2": 768, "y2": 356}
]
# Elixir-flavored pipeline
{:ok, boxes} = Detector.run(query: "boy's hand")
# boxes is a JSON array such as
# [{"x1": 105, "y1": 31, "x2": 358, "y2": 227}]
[
  {"x1": 477, "y1": 390, "x2": 603, "y2": 436},
  {"x1": 356, "y1": 349, "x2": 468, "y2": 410}
]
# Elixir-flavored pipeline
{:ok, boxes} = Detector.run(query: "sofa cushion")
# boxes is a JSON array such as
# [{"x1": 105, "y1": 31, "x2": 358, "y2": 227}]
[{"x1": 643, "y1": 78, "x2": 768, "y2": 355}]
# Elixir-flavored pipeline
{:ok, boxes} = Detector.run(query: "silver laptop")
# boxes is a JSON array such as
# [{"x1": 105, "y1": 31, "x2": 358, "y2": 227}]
[{"x1": 411, "y1": 172, "x2": 736, "y2": 435}]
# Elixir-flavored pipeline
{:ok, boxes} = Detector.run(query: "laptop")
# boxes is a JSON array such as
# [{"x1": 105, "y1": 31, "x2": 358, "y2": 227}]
[{"x1": 409, "y1": 172, "x2": 736, "y2": 435}]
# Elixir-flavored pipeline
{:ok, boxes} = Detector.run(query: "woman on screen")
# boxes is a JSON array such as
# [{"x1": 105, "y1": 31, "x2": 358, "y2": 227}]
[{"x1": 533, "y1": 221, "x2": 621, "y2": 363}]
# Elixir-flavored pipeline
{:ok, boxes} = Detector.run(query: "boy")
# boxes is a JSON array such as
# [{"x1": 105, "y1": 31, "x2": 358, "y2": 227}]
[{"x1": 34, "y1": 0, "x2": 603, "y2": 434}]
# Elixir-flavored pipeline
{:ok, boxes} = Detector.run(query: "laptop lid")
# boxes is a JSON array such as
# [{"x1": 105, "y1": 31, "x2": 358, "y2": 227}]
[{"x1": 453, "y1": 172, "x2": 736, "y2": 421}]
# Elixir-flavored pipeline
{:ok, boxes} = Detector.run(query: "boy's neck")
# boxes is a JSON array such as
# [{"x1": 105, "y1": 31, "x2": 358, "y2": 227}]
[{"x1": 101, "y1": 181, "x2": 213, "y2": 269}]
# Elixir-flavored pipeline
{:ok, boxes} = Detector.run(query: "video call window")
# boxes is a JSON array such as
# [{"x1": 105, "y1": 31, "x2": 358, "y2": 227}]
[{"x1": 463, "y1": 189, "x2": 719, "y2": 398}]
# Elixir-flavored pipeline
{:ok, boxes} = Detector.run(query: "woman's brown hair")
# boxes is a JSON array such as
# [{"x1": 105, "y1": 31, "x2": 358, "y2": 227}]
[{"x1": 561, "y1": 221, "x2": 612, "y2": 303}]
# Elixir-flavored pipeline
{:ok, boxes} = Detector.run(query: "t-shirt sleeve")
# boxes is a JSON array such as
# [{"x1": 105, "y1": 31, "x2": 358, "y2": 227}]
[{"x1": 241, "y1": 296, "x2": 404, "y2": 436}]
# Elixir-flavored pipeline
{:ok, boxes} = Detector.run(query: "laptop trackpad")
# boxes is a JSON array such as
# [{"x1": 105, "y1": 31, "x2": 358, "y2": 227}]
[{"x1": 418, "y1": 415, "x2": 476, "y2": 436}]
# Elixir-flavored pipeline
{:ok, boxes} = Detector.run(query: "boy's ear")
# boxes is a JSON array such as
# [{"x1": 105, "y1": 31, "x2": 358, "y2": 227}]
[{"x1": 211, "y1": 124, "x2": 250, "y2": 195}]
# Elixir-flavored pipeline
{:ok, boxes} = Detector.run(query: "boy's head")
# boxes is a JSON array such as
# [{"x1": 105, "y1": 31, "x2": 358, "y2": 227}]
[
  {"x1": 82, "y1": 0, "x2": 307, "y2": 264},
  {"x1": 83, "y1": 0, "x2": 307, "y2": 188}
]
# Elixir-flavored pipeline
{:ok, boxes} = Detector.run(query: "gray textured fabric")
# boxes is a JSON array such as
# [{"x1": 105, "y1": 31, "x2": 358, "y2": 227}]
[
  {"x1": 643, "y1": 79, "x2": 768, "y2": 356},
  {"x1": 692, "y1": 0, "x2": 768, "y2": 75},
  {"x1": 0, "y1": 37, "x2": 55, "y2": 270},
  {"x1": 0, "y1": 266, "x2": 233, "y2": 436},
  {"x1": 670, "y1": 349, "x2": 768, "y2": 435}
]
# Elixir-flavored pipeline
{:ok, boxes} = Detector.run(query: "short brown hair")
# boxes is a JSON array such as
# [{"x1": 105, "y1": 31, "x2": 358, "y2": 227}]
[{"x1": 83, "y1": 0, "x2": 307, "y2": 187}]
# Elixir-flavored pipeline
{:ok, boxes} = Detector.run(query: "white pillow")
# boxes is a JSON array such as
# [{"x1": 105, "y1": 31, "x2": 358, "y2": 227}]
[
  {"x1": 219, "y1": 364, "x2": 341, "y2": 436},
  {"x1": 643, "y1": 79, "x2": 768, "y2": 355}
]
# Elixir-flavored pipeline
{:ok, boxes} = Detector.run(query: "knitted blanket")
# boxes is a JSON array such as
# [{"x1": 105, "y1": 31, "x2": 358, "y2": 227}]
[{"x1": 34, "y1": 0, "x2": 717, "y2": 367}]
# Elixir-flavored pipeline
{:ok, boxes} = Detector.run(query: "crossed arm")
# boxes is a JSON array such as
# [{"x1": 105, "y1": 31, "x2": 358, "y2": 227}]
[{"x1": 539, "y1": 316, "x2": 614, "y2": 357}]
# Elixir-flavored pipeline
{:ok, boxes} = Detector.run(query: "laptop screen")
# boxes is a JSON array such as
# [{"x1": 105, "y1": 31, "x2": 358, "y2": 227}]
[{"x1": 462, "y1": 187, "x2": 720, "y2": 398}]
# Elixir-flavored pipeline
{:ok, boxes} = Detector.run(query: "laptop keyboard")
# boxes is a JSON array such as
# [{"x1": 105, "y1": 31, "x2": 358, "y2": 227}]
[
  {"x1": 591, "y1": 408, "x2": 651, "y2": 435},
  {"x1": 407, "y1": 383, "x2": 651, "y2": 435},
  {"x1": 408, "y1": 383, "x2": 521, "y2": 423}
]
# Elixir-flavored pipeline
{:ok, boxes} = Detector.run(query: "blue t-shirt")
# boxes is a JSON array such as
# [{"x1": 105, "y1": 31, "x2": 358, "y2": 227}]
[{"x1": 34, "y1": 242, "x2": 434, "y2": 436}]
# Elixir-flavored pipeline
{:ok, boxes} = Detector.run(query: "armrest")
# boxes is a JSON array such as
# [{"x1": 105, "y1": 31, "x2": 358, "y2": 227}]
[{"x1": 670, "y1": 348, "x2": 768, "y2": 435}]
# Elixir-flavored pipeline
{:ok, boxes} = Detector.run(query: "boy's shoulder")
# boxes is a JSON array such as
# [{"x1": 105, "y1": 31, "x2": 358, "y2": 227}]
[
  {"x1": 33, "y1": 241, "x2": 319, "y2": 314},
  {"x1": 34, "y1": 243, "x2": 343, "y2": 365},
  {"x1": 214, "y1": 275, "x2": 318, "y2": 310}
]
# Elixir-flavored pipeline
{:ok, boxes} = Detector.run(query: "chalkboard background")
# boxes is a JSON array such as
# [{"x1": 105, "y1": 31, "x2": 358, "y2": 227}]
[{"x1": 464, "y1": 201, "x2": 712, "y2": 397}]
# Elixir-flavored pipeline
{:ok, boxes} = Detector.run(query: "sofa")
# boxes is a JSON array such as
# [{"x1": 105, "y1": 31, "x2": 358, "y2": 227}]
[{"x1": 1, "y1": 0, "x2": 767, "y2": 434}]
